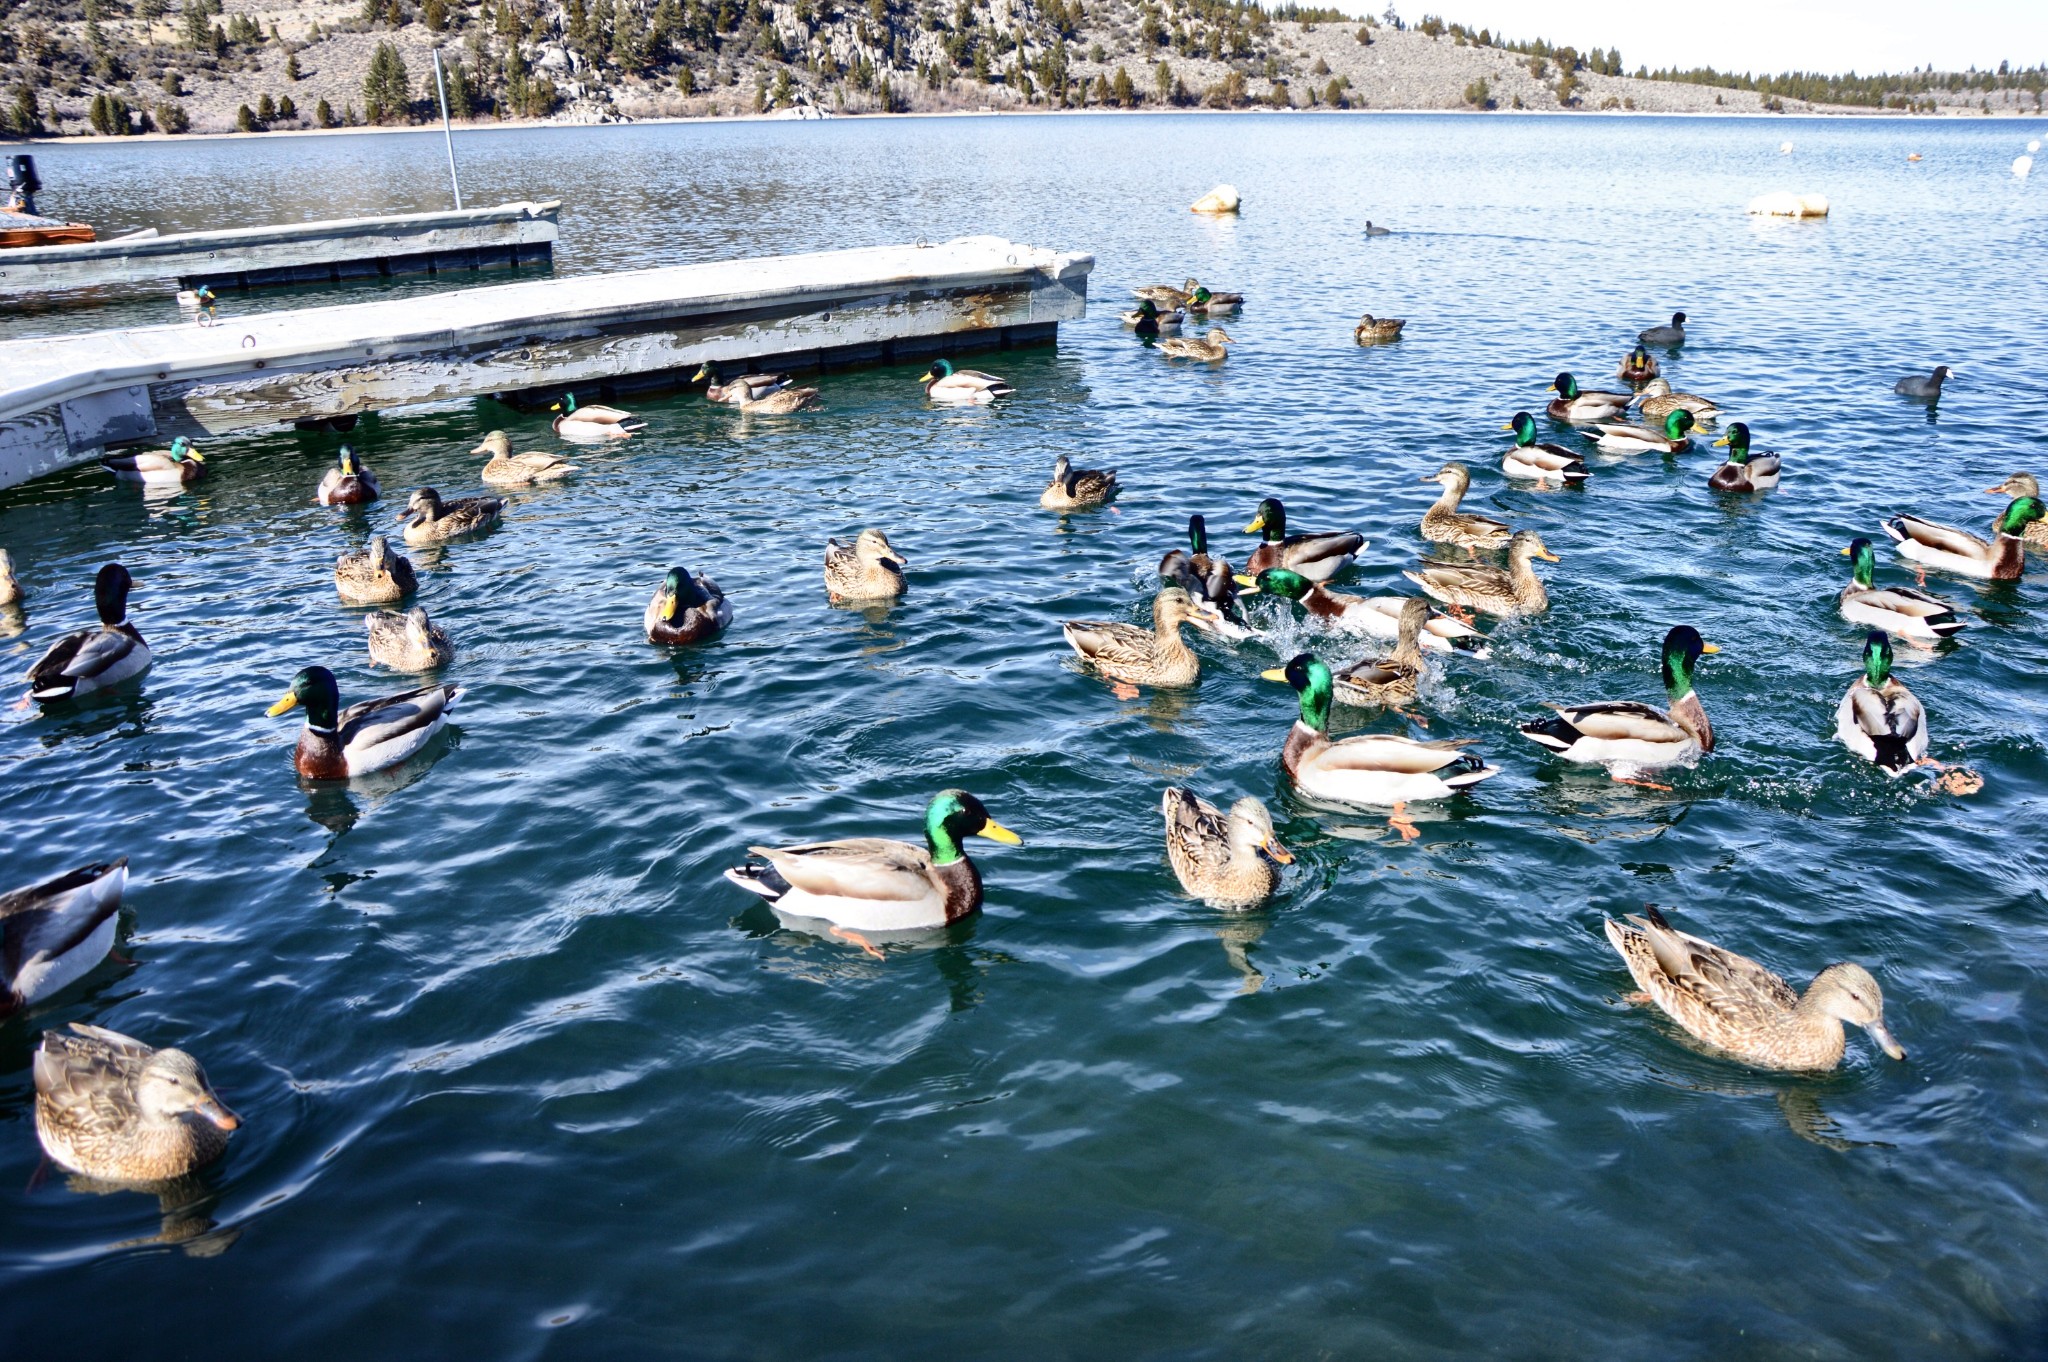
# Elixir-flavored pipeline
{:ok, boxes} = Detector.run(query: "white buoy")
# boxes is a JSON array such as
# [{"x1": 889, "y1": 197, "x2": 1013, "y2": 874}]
[
  {"x1": 1189, "y1": 184, "x2": 1241, "y2": 214},
  {"x1": 1780, "y1": 140, "x2": 1794, "y2": 154},
  {"x1": 2016, "y1": 155, "x2": 2035, "y2": 179}
]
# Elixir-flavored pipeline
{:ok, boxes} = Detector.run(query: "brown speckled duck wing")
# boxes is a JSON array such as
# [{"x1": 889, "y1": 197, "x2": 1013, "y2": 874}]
[
  {"x1": 1062, "y1": 620, "x2": 1158, "y2": 669},
  {"x1": 1163, "y1": 787, "x2": 1232, "y2": 878},
  {"x1": 34, "y1": 1023, "x2": 146, "y2": 1115},
  {"x1": 1624, "y1": 909, "x2": 1799, "y2": 1025}
]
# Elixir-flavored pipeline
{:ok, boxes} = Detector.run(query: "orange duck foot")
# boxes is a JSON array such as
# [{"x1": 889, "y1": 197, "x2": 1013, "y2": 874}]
[{"x1": 830, "y1": 926, "x2": 886, "y2": 959}]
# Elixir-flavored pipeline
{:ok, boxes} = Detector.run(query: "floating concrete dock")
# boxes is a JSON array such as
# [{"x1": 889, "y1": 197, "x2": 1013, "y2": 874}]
[
  {"x1": 0, "y1": 200, "x2": 560, "y2": 295},
  {"x1": 0, "y1": 235, "x2": 1092, "y2": 489}
]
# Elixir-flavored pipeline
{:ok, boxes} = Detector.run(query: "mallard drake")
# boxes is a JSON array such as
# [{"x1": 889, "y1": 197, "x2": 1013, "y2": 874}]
[
  {"x1": 1605, "y1": 905, "x2": 1905, "y2": 1071},
  {"x1": 1159, "y1": 328, "x2": 1234, "y2": 362},
  {"x1": 824, "y1": 528, "x2": 907, "y2": 602},
  {"x1": 402, "y1": 487, "x2": 503, "y2": 545},
  {"x1": 645, "y1": 566, "x2": 732, "y2": 645},
  {"x1": 918, "y1": 359, "x2": 1012, "y2": 404},
  {"x1": 723, "y1": 789, "x2": 1021, "y2": 934},
  {"x1": 1329, "y1": 597, "x2": 1431, "y2": 709},
  {"x1": 1120, "y1": 300, "x2": 1184, "y2": 335},
  {"x1": 1419, "y1": 462, "x2": 1513, "y2": 551},
  {"x1": 102, "y1": 436, "x2": 205, "y2": 486},
  {"x1": 1404, "y1": 530, "x2": 1556, "y2": 617},
  {"x1": 26, "y1": 563, "x2": 151, "y2": 704},
  {"x1": 1162, "y1": 787, "x2": 1291, "y2": 909},
  {"x1": 740, "y1": 385, "x2": 823, "y2": 414},
  {"x1": 0, "y1": 547, "x2": 17, "y2": 606},
  {"x1": 1637, "y1": 311, "x2": 1687, "y2": 346},
  {"x1": 1186, "y1": 284, "x2": 1243, "y2": 314},
  {"x1": 1502, "y1": 412, "x2": 1589, "y2": 483},
  {"x1": 1238, "y1": 568, "x2": 1489, "y2": 656},
  {"x1": 365, "y1": 606, "x2": 454, "y2": 671},
  {"x1": 1062, "y1": 586, "x2": 1219, "y2": 691},
  {"x1": 1133, "y1": 282, "x2": 1193, "y2": 308},
  {"x1": 334, "y1": 535, "x2": 417, "y2": 606},
  {"x1": 265, "y1": 665, "x2": 460, "y2": 780},
  {"x1": 1893, "y1": 365, "x2": 1954, "y2": 400},
  {"x1": 1040, "y1": 454, "x2": 1119, "y2": 510},
  {"x1": 550, "y1": 393, "x2": 644, "y2": 442},
  {"x1": 314, "y1": 445, "x2": 380, "y2": 505},
  {"x1": 471, "y1": 431, "x2": 579, "y2": 486},
  {"x1": 1883, "y1": 495, "x2": 2045, "y2": 581},
  {"x1": 1159, "y1": 515, "x2": 1252, "y2": 639},
  {"x1": 1, "y1": 859, "x2": 126, "y2": 1015},
  {"x1": 1354, "y1": 314, "x2": 1406, "y2": 344},
  {"x1": 1263, "y1": 652, "x2": 1498, "y2": 807},
  {"x1": 1594, "y1": 408, "x2": 1696, "y2": 454},
  {"x1": 1618, "y1": 345, "x2": 1661, "y2": 383},
  {"x1": 1520, "y1": 625, "x2": 1717, "y2": 779},
  {"x1": 1633, "y1": 378, "x2": 1721, "y2": 422},
  {"x1": 1545, "y1": 372, "x2": 1633, "y2": 423},
  {"x1": 1243, "y1": 497, "x2": 1366, "y2": 582},
  {"x1": 1982, "y1": 473, "x2": 2048, "y2": 548},
  {"x1": 691, "y1": 362, "x2": 791, "y2": 405},
  {"x1": 1836, "y1": 631, "x2": 1927, "y2": 775},
  {"x1": 33, "y1": 1023, "x2": 240, "y2": 1182},
  {"x1": 1707, "y1": 422, "x2": 1781, "y2": 491},
  {"x1": 1839, "y1": 537, "x2": 1965, "y2": 645}
]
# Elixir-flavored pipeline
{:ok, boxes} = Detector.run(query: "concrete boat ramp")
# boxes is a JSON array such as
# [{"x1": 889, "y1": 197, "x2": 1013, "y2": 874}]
[{"x1": 0, "y1": 235, "x2": 1093, "y2": 491}]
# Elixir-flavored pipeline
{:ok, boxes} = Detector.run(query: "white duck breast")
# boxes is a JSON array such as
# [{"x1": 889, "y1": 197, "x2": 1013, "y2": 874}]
[
  {"x1": 1, "y1": 859, "x2": 126, "y2": 1010},
  {"x1": 1836, "y1": 679, "x2": 1928, "y2": 774}
]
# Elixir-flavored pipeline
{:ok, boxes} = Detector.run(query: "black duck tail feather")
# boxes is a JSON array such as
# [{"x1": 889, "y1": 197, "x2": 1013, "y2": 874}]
[
  {"x1": 723, "y1": 863, "x2": 790, "y2": 902},
  {"x1": 1519, "y1": 714, "x2": 1583, "y2": 751},
  {"x1": 1871, "y1": 734, "x2": 1914, "y2": 773}
]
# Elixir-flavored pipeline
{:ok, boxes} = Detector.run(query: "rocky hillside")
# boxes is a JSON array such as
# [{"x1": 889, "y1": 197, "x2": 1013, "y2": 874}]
[{"x1": 1, "y1": 0, "x2": 2043, "y2": 138}]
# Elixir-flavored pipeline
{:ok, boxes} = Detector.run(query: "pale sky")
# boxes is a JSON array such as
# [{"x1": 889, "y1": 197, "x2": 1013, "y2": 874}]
[{"x1": 1353, "y1": 1, "x2": 2048, "y2": 76}]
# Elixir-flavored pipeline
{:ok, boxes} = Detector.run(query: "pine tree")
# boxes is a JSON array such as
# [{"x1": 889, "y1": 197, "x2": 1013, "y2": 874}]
[
  {"x1": 278, "y1": 94, "x2": 297, "y2": 119},
  {"x1": 257, "y1": 91, "x2": 275, "y2": 119},
  {"x1": 364, "y1": 40, "x2": 412, "y2": 122},
  {"x1": 316, "y1": 96, "x2": 336, "y2": 126},
  {"x1": 286, "y1": 50, "x2": 301, "y2": 80}
]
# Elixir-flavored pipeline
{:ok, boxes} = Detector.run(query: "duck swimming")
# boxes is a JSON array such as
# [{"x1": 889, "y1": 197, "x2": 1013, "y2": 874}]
[
  {"x1": 1419, "y1": 462, "x2": 1513, "y2": 552},
  {"x1": 691, "y1": 363, "x2": 791, "y2": 405},
  {"x1": 1594, "y1": 408, "x2": 1695, "y2": 455},
  {"x1": 1633, "y1": 377, "x2": 1721, "y2": 423},
  {"x1": 102, "y1": 436, "x2": 205, "y2": 487},
  {"x1": 25, "y1": 563, "x2": 151, "y2": 704},
  {"x1": 1327, "y1": 597, "x2": 1432, "y2": 710},
  {"x1": 1062, "y1": 586, "x2": 1220, "y2": 693},
  {"x1": 1636, "y1": 311, "x2": 1687, "y2": 346},
  {"x1": 550, "y1": 393, "x2": 644, "y2": 442},
  {"x1": 472, "y1": 431, "x2": 579, "y2": 486},
  {"x1": 1520, "y1": 625, "x2": 1716, "y2": 784},
  {"x1": 1162, "y1": 787, "x2": 1291, "y2": 910},
  {"x1": 1707, "y1": 422, "x2": 1781, "y2": 491},
  {"x1": 365, "y1": 606, "x2": 455, "y2": 671},
  {"x1": 402, "y1": 487, "x2": 504, "y2": 545},
  {"x1": 1243, "y1": 497, "x2": 1366, "y2": 582},
  {"x1": 1238, "y1": 568, "x2": 1489, "y2": 656},
  {"x1": 1354, "y1": 314, "x2": 1406, "y2": 344},
  {"x1": 645, "y1": 566, "x2": 732, "y2": 645},
  {"x1": 1502, "y1": 412, "x2": 1589, "y2": 484},
  {"x1": 265, "y1": 665, "x2": 461, "y2": 780},
  {"x1": 1618, "y1": 345, "x2": 1660, "y2": 383},
  {"x1": 918, "y1": 359, "x2": 1013, "y2": 404},
  {"x1": 1838, "y1": 538, "x2": 1964, "y2": 646},
  {"x1": 824, "y1": 529, "x2": 907, "y2": 602},
  {"x1": 1040, "y1": 454, "x2": 1119, "y2": 510},
  {"x1": 1159, "y1": 328, "x2": 1235, "y2": 363},
  {"x1": 1404, "y1": 530, "x2": 1556, "y2": 618},
  {"x1": 1546, "y1": 373, "x2": 1633, "y2": 423},
  {"x1": 1884, "y1": 495, "x2": 2045, "y2": 581},
  {"x1": 1981, "y1": 473, "x2": 2048, "y2": 548},
  {"x1": 34, "y1": 1023, "x2": 241, "y2": 1182},
  {"x1": 315, "y1": 445, "x2": 380, "y2": 505},
  {"x1": 334, "y1": 536, "x2": 417, "y2": 606},
  {"x1": 1, "y1": 859, "x2": 126, "y2": 1015},
  {"x1": 1836, "y1": 631, "x2": 1927, "y2": 775}
]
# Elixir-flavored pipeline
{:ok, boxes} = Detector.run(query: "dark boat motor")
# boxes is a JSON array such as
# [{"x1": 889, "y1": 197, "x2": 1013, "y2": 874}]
[{"x1": 5, "y1": 154, "x2": 40, "y2": 216}]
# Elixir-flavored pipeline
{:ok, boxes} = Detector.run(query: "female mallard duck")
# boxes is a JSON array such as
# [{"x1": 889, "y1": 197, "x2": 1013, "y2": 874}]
[
  {"x1": 1162, "y1": 787, "x2": 1291, "y2": 909},
  {"x1": 402, "y1": 487, "x2": 503, "y2": 545},
  {"x1": 1, "y1": 859, "x2": 126, "y2": 1015},
  {"x1": 1404, "y1": 530, "x2": 1557, "y2": 618},
  {"x1": 1243, "y1": 497, "x2": 1366, "y2": 582},
  {"x1": 1040, "y1": 454, "x2": 1119, "y2": 510},
  {"x1": 471, "y1": 431, "x2": 579, "y2": 486},
  {"x1": 102, "y1": 436, "x2": 205, "y2": 486},
  {"x1": 1238, "y1": 568, "x2": 1489, "y2": 656},
  {"x1": 918, "y1": 359, "x2": 1012, "y2": 404},
  {"x1": 550, "y1": 393, "x2": 644, "y2": 443},
  {"x1": 1186, "y1": 284, "x2": 1243, "y2": 314},
  {"x1": 1604, "y1": 905, "x2": 1905, "y2": 1071},
  {"x1": 1618, "y1": 345, "x2": 1661, "y2": 383},
  {"x1": 645, "y1": 566, "x2": 732, "y2": 645},
  {"x1": 1263, "y1": 652, "x2": 1498, "y2": 818},
  {"x1": 1836, "y1": 631, "x2": 1927, "y2": 775},
  {"x1": 1120, "y1": 300, "x2": 1184, "y2": 335},
  {"x1": 334, "y1": 535, "x2": 417, "y2": 606},
  {"x1": 265, "y1": 665, "x2": 460, "y2": 779},
  {"x1": 1329, "y1": 597, "x2": 1432, "y2": 709},
  {"x1": 1519, "y1": 625, "x2": 1717, "y2": 782},
  {"x1": 314, "y1": 445, "x2": 380, "y2": 505},
  {"x1": 1594, "y1": 408, "x2": 1696, "y2": 455},
  {"x1": 824, "y1": 528, "x2": 907, "y2": 602},
  {"x1": 1133, "y1": 282, "x2": 1193, "y2": 308},
  {"x1": 1982, "y1": 474, "x2": 2048, "y2": 548},
  {"x1": 1502, "y1": 412, "x2": 1589, "y2": 484},
  {"x1": 1354, "y1": 314, "x2": 1406, "y2": 344},
  {"x1": 1419, "y1": 462, "x2": 1513, "y2": 552},
  {"x1": 26, "y1": 563, "x2": 151, "y2": 704},
  {"x1": 1159, "y1": 328, "x2": 1234, "y2": 362},
  {"x1": 740, "y1": 385, "x2": 823, "y2": 414},
  {"x1": 1546, "y1": 372, "x2": 1633, "y2": 423},
  {"x1": 1062, "y1": 586, "x2": 1219, "y2": 693},
  {"x1": 691, "y1": 362, "x2": 791, "y2": 405},
  {"x1": 1707, "y1": 422, "x2": 1781, "y2": 491},
  {"x1": 34, "y1": 1023, "x2": 240, "y2": 1182},
  {"x1": 365, "y1": 606, "x2": 455, "y2": 671},
  {"x1": 1637, "y1": 311, "x2": 1687, "y2": 346},
  {"x1": 723, "y1": 789, "x2": 1021, "y2": 935},
  {"x1": 1634, "y1": 378, "x2": 1721, "y2": 422},
  {"x1": 1883, "y1": 495, "x2": 2045, "y2": 581},
  {"x1": 1839, "y1": 537, "x2": 1964, "y2": 646}
]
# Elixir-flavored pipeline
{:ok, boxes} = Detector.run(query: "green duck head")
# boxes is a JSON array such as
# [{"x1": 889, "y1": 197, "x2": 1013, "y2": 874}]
[
  {"x1": 1842, "y1": 537, "x2": 1877, "y2": 587},
  {"x1": 1506, "y1": 411, "x2": 1539, "y2": 446},
  {"x1": 1659, "y1": 625, "x2": 1718, "y2": 701},
  {"x1": 552, "y1": 393, "x2": 580, "y2": 415},
  {"x1": 1187, "y1": 513, "x2": 1209, "y2": 555},
  {"x1": 1240, "y1": 567, "x2": 1315, "y2": 602},
  {"x1": 1995, "y1": 495, "x2": 2047, "y2": 537},
  {"x1": 660, "y1": 567, "x2": 707, "y2": 619},
  {"x1": 1244, "y1": 497, "x2": 1287, "y2": 541},
  {"x1": 918, "y1": 359, "x2": 956, "y2": 385},
  {"x1": 923, "y1": 789, "x2": 1021, "y2": 866},
  {"x1": 1861, "y1": 630, "x2": 1895, "y2": 687},
  {"x1": 691, "y1": 363, "x2": 717, "y2": 384},
  {"x1": 1627, "y1": 344, "x2": 1652, "y2": 367},
  {"x1": 1711, "y1": 422, "x2": 1751, "y2": 463},
  {"x1": 1192, "y1": 286, "x2": 1213, "y2": 304},
  {"x1": 1549, "y1": 372, "x2": 1581, "y2": 399},
  {"x1": 93, "y1": 561, "x2": 134, "y2": 625},
  {"x1": 1137, "y1": 299, "x2": 1159, "y2": 318},
  {"x1": 167, "y1": 435, "x2": 203, "y2": 463},
  {"x1": 1261, "y1": 652, "x2": 1333, "y2": 732},
  {"x1": 1661, "y1": 409, "x2": 1696, "y2": 442},
  {"x1": 336, "y1": 444, "x2": 359, "y2": 475},
  {"x1": 266, "y1": 664, "x2": 342, "y2": 731}
]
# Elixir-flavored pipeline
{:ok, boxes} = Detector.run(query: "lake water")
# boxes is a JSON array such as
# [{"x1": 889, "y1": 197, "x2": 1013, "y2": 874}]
[{"x1": 4, "y1": 112, "x2": 2048, "y2": 1358}]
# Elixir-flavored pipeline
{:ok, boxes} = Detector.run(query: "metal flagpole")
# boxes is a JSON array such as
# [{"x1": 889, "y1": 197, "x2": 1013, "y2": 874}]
[{"x1": 432, "y1": 49, "x2": 463, "y2": 211}]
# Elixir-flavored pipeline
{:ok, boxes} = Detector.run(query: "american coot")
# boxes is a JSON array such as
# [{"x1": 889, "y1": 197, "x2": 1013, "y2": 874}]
[
  {"x1": 1893, "y1": 365, "x2": 1956, "y2": 399},
  {"x1": 1364, "y1": 220, "x2": 1391, "y2": 237},
  {"x1": 1637, "y1": 311, "x2": 1687, "y2": 345}
]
